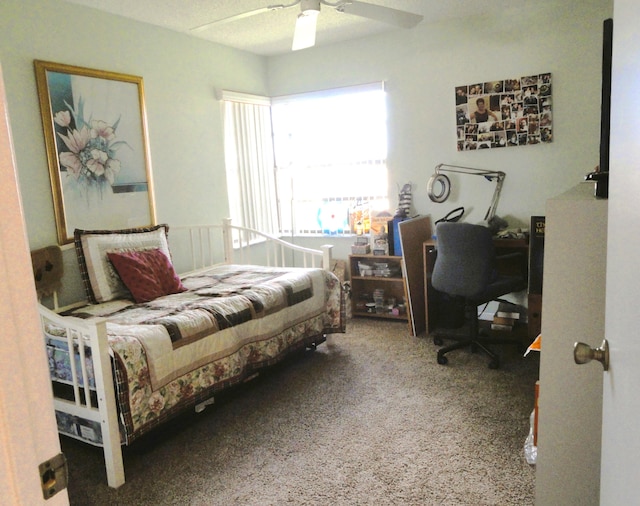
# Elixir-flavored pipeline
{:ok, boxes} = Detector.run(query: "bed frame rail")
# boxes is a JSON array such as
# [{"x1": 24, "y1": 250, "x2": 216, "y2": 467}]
[{"x1": 173, "y1": 219, "x2": 333, "y2": 274}]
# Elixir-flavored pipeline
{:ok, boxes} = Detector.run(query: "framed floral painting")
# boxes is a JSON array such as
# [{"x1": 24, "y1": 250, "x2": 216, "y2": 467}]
[{"x1": 34, "y1": 60, "x2": 156, "y2": 244}]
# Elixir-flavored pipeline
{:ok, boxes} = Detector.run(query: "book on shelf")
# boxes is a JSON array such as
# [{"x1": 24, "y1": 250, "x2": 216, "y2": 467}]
[
  {"x1": 529, "y1": 216, "x2": 545, "y2": 295},
  {"x1": 492, "y1": 312, "x2": 515, "y2": 331},
  {"x1": 496, "y1": 310, "x2": 520, "y2": 320},
  {"x1": 491, "y1": 323, "x2": 514, "y2": 331},
  {"x1": 493, "y1": 315, "x2": 516, "y2": 326}
]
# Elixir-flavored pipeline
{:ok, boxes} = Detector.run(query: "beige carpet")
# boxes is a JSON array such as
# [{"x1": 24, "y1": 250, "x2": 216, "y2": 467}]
[{"x1": 62, "y1": 318, "x2": 539, "y2": 505}]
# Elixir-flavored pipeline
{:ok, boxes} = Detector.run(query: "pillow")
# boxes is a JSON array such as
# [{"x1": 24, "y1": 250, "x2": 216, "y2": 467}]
[
  {"x1": 107, "y1": 248, "x2": 186, "y2": 303},
  {"x1": 74, "y1": 225, "x2": 172, "y2": 303}
]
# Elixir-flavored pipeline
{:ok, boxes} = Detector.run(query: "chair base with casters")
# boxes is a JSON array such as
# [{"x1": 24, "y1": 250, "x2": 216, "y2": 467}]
[{"x1": 433, "y1": 299, "x2": 520, "y2": 369}]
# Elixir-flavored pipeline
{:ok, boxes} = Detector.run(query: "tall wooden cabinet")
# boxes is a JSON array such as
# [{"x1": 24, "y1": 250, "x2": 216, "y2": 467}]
[{"x1": 535, "y1": 183, "x2": 607, "y2": 505}]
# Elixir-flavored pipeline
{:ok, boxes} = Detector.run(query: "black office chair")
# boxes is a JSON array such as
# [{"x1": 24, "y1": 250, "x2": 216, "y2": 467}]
[{"x1": 431, "y1": 222, "x2": 527, "y2": 368}]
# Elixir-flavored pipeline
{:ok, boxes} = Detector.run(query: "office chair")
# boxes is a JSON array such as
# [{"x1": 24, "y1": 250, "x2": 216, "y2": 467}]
[{"x1": 431, "y1": 222, "x2": 527, "y2": 368}]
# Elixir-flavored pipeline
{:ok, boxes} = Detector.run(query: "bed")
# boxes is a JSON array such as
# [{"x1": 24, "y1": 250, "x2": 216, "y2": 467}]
[{"x1": 36, "y1": 220, "x2": 345, "y2": 488}]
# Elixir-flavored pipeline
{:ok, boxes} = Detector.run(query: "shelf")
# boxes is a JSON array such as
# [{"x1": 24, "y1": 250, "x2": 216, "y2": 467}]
[
  {"x1": 349, "y1": 253, "x2": 408, "y2": 322},
  {"x1": 353, "y1": 254, "x2": 399, "y2": 260},
  {"x1": 351, "y1": 276, "x2": 402, "y2": 282},
  {"x1": 352, "y1": 311, "x2": 408, "y2": 320}
]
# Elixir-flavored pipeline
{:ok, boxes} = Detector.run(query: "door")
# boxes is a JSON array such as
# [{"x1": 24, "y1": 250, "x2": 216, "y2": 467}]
[
  {"x1": 600, "y1": 0, "x2": 640, "y2": 502},
  {"x1": 534, "y1": 184, "x2": 607, "y2": 506},
  {"x1": 0, "y1": 64, "x2": 69, "y2": 503}
]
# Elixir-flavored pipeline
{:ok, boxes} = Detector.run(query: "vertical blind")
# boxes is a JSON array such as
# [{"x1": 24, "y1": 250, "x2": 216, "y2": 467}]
[{"x1": 221, "y1": 93, "x2": 278, "y2": 234}]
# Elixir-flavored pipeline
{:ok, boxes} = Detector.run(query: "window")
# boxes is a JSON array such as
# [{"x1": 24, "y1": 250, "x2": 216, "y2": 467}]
[
  {"x1": 271, "y1": 83, "x2": 388, "y2": 235},
  {"x1": 221, "y1": 83, "x2": 388, "y2": 237}
]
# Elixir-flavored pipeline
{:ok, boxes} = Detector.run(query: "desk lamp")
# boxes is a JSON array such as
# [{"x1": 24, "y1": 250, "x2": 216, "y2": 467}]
[{"x1": 427, "y1": 163, "x2": 506, "y2": 223}]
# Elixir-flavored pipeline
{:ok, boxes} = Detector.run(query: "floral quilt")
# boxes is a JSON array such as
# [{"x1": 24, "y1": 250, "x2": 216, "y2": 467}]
[{"x1": 48, "y1": 264, "x2": 344, "y2": 443}]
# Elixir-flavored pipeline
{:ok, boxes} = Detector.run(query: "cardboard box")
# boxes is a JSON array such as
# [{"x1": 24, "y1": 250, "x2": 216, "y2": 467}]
[{"x1": 351, "y1": 244, "x2": 371, "y2": 254}]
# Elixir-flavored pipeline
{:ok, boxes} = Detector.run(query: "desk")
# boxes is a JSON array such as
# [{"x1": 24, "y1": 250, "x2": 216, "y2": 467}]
[{"x1": 423, "y1": 238, "x2": 532, "y2": 335}]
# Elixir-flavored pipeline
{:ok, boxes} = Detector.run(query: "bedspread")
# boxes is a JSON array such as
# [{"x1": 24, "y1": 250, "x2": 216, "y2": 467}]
[{"x1": 55, "y1": 264, "x2": 344, "y2": 442}]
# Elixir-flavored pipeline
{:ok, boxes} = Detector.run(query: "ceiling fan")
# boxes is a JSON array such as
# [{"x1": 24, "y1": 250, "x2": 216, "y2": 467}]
[{"x1": 190, "y1": 0, "x2": 424, "y2": 51}]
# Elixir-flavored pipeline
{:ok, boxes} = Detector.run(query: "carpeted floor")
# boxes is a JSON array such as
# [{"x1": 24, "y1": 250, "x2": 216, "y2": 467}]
[{"x1": 62, "y1": 318, "x2": 539, "y2": 505}]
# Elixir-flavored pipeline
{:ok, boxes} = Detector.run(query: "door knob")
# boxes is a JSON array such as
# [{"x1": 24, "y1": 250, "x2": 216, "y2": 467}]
[{"x1": 573, "y1": 339, "x2": 609, "y2": 371}]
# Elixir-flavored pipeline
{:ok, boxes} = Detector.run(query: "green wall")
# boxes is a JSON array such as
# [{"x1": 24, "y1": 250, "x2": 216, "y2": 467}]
[
  {"x1": 0, "y1": 0, "x2": 269, "y2": 304},
  {"x1": 0, "y1": 0, "x2": 267, "y2": 250},
  {"x1": 0, "y1": 0, "x2": 614, "y2": 303},
  {"x1": 268, "y1": 0, "x2": 614, "y2": 229}
]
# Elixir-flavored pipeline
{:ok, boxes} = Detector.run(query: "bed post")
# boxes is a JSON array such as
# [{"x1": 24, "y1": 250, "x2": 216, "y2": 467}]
[
  {"x1": 321, "y1": 245, "x2": 333, "y2": 271},
  {"x1": 90, "y1": 319, "x2": 125, "y2": 488},
  {"x1": 222, "y1": 218, "x2": 234, "y2": 264},
  {"x1": 40, "y1": 304, "x2": 126, "y2": 488}
]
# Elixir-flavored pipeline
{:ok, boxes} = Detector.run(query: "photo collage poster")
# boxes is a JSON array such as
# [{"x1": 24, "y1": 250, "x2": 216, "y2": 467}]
[{"x1": 455, "y1": 73, "x2": 552, "y2": 151}]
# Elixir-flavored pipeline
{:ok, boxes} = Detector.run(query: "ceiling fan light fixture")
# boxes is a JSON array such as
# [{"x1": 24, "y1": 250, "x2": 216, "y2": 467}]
[
  {"x1": 292, "y1": 0, "x2": 320, "y2": 51},
  {"x1": 191, "y1": 0, "x2": 423, "y2": 52},
  {"x1": 300, "y1": 0, "x2": 321, "y2": 15}
]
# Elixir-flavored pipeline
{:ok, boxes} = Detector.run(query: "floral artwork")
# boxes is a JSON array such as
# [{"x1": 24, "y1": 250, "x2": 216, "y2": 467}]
[
  {"x1": 455, "y1": 72, "x2": 552, "y2": 151},
  {"x1": 34, "y1": 61, "x2": 156, "y2": 244},
  {"x1": 53, "y1": 100, "x2": 125, "y2": 190}
]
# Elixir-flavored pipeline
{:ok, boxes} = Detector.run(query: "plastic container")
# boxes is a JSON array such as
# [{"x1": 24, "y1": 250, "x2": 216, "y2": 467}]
[{"x1": 524, "y1": 409, "x2": 537, "y2": 465}]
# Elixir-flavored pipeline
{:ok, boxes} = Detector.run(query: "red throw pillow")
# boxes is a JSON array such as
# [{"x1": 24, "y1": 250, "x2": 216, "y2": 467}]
[{"x1": 107, "y1": 248, "x2": 186, "y2": 303}]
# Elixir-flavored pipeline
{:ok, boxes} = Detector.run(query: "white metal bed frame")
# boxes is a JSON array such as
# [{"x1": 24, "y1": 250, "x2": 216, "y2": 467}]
[{"x1": 39, "y1": 220, "x2": 333, "y2": 488}]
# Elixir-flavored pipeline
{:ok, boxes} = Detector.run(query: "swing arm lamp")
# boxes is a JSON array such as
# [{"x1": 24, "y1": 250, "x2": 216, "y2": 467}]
[{"x1": 427, "y1": 163, "x2": 505, "y2": 222}]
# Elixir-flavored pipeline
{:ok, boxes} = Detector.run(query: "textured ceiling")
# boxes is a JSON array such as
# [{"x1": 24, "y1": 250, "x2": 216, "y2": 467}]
[{"x1": 61, "y1": 0, "x2": 531, "y2": 56}]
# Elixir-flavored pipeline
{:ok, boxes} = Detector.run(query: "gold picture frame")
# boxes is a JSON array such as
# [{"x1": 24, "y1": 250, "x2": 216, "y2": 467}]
[{"x1": 34, "y1": 60, "x2": 156, "y2": 244}]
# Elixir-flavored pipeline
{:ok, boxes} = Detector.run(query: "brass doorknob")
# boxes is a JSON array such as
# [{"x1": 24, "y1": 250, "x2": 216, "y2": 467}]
[{"x1": 573, "y1": 339, "x2": 609, "y2": 371}]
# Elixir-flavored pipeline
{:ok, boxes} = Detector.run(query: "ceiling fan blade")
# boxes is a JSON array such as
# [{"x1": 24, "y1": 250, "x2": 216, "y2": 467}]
[
  {"x1": 191, "y1": 3, "x2": 298, "y2": 33},
  {"x1": 292, "y1": 10, "x2": 319, "y2": 50},
  {"x1": 190, "y1": 7, "x2": 272, "y2": 33},
  {"x1": 335, "y1": 1, "x2": 423, "y2": 28}
]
